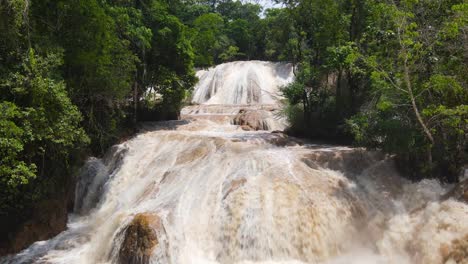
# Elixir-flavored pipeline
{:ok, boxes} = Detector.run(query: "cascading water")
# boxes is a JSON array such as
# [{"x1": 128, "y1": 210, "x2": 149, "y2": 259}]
[
  {"x1": 2, "y1": 61, "x2": 467, "y2": 264},
  {"x1": 182, "y1": 61, "x2": 293, "y2": 131},
  {"x1": 191, "y1": 61, "x2": 293, "y2": 105}
]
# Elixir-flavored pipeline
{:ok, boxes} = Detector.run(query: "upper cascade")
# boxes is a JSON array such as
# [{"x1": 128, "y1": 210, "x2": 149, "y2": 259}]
[{"x1": 191, "y1": 61, "x2": 294, "y2": 105}]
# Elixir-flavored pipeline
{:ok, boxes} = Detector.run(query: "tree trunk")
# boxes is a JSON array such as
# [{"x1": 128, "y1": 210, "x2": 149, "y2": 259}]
[
  {"x1": 403, "y1": 58, "x2": 434, "y2": 174},
  {"x1": 302, "y1": 90, "x2": 309, "y2": 122},
  {"x1": 403, "y1": 60, "x2": 434, "y2": 144},
  {"x1": 336, "y1": 70, "x2": 343, "y2": 115},
  {"x1": 133, "y1": 81, "x2": 138, "y2": 126}
]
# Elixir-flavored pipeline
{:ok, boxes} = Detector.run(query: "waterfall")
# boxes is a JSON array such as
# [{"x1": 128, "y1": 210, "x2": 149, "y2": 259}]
[
  {"x1": 183, "y1": 61, "x2": 293, "y2": 131},
  {"x1": 2, "y1": 61, "x2": 467, "y2": 264},
  {"x1": 191, "y1": 61, "x2": 293, "y2": 105}
]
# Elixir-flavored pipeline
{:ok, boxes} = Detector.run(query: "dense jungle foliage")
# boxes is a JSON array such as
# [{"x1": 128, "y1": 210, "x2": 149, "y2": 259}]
[
  {"x1": 0, "y1": 0, "x2": 200, "y2": 219},
  {"x1": 275, "y1": 0, "x2": 467, "y2": 182},
  {"x1": 0, "y1": 0, "x2": 466, "y2": 237}
]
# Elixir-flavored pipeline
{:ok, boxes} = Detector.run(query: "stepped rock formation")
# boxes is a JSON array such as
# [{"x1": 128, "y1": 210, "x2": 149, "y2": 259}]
[
  {"x1": 183, "y1": 61, "x2": 292, "y2": 131},
  {"x1": 2, "y1": 61, "x2": 467, "y2": 264}
]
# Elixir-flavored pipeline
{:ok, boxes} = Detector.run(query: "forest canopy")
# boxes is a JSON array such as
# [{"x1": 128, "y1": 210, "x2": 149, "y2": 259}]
[{"x1": 275, "y1": 0, "x2": 467, "y2": 182}]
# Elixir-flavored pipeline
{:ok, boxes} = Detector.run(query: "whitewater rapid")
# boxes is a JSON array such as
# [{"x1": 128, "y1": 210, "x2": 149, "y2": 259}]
[{"x1": 2, "y1": 61, "x2": 467, "y2": 264}]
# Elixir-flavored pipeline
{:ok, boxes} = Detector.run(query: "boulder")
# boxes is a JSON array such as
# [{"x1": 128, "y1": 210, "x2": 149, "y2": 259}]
[
  {"x1": 442, "y1": 179, "x2": 468, "y2": 203},
  {"x1": 442, "y1": 234, "x2": 468, "y2": 264},
  {"x1": 301, "y1": 149, "x2": 387, "y2": 176},
  {"x1": 233, "y1": 109, "x2": 270, "y2": 131},
  {"x1": 240, "y1": 125, "x2": 254, "y2": 131},
  {"x1": 263, "y1": 133, "x2": 301, "y2": 147},
  {"x1": 118, "y1": 213, "x2": 161, "y2": 264}
]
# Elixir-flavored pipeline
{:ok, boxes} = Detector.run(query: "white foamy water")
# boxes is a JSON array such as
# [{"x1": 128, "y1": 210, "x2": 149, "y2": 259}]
[
  {"x1": 185, "y1": 61, "x2": 293, "y2": 131},
  {"x1": 2, "y1": 61, "x2": 467, "y2": 264},
  {"x1": 192, "y1": 61, "x2": 293, "y2": 105}
]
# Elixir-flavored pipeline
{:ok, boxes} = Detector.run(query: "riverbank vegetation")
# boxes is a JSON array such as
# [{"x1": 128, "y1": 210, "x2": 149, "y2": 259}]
[
  {"x1": 1, "y1": 0, "x2": 198, "y2": 249},
  {"x1": 275, "y1": 0, "x2": 467, "y2": 182},
  {"x1": 0, "y1": 0, "x2": 466, "y2": 254}
]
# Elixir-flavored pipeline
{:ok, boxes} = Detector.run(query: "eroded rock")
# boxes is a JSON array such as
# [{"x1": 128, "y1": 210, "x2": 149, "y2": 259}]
[
  {"x1": 118, "y1": 213, "x2": 161, "y2": 264},
  {"x1": 233, "y1": 109, "x2": 271, "y2": 131},
  {"x1": 0, "y1": 199, "x2": 68, "y2": 256},
  {"x1": 222, "y1": 178, "x2": 247, "y2": 200},
  {"x1": 263, "y1": 133, "x2": 301, "y2": 147},
  {"x1": 301, "y1": 150, "x2": 386, "y2": 176},
  {"x1": 240, "y1": 125, "x2": 254, "y2": 131},
  {"x1": 175, "y1": 145, "x2": 209, "y2": 165},
  {"x1": 442, "y1": 234, "x2": 468, "y2": 264},
  {"x1": 442, "y1": 179, "x2": 468, "y2": 203}
]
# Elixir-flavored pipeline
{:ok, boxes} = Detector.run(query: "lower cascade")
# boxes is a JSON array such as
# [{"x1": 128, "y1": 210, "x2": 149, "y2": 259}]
[{"x1": 2, "y1": 61, "x2": 467, "y2": 264}]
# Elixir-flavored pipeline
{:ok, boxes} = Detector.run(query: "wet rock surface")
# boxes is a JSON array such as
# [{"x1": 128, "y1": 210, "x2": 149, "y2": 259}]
[
  {"x1": 233, "y1": 109, "x2": 270, "y2": 131},
  {"x1": 181, "y1": 104, "x2": 287, "y2": 131},
  {"x1": 442, "y1": 234, "x2": 468, "y2": 264},
  {"x1": 222, "y1": 178, "x2": 247, "y2": 200},
  {"x1": 443, "y1": 179, "x2": 468, "y2": 203},
  {"x1": 0, "y1": 198, "x2": 68, "y2": 256},
  {"x1": 118, "y1": 213, "x2": 161, "y2": 264},
  {"x1": 300, "y1": 149, "x2": 386, "y2": 176}
]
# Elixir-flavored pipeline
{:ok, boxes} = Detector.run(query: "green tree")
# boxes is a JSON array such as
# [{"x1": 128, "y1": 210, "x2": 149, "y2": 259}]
[
  {"x1": 348, "y1": 0, "x2": 467, "y2": 180},
  {"x1": 278, "y1": 0, "x2": 354, "y2": 139},
  {"x1": 142, "y1": 0, "x2": 196, "y2": 118},
  {"x1": 263, "y1": 8, "x2": 295, "y2": 61},
  {"x1": 191, "y1": 13, "x2": 228, "y2": 66},
  {"x1": 0, "y1": 0, "x2": 88, "y2": 214}
]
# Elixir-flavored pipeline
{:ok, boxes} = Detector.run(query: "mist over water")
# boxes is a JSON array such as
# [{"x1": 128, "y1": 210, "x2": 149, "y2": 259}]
[{"x1": 3, "y1": 61, "x2": 467, "y2": 264}]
